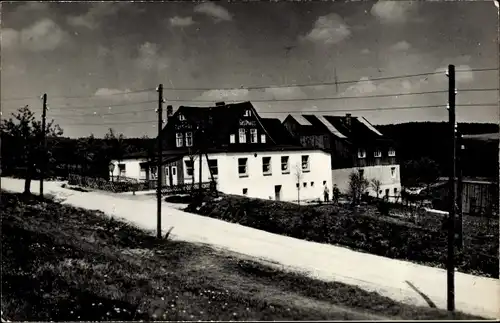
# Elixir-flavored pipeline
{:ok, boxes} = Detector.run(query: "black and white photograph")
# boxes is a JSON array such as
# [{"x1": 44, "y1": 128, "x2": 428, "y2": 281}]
[{"x1": 1, "y1": 0, "x2": 499, "y2": 321}]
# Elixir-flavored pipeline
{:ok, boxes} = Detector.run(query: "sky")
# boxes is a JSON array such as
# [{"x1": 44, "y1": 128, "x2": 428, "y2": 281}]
[{"x1": 1, "y1": 1, "x2": 499, "y2": 138}]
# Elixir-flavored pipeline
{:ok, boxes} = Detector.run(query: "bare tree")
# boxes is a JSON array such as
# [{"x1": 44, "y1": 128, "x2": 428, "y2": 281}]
[
  {"x1": 348, "y1": 169, "x2": 369, "y2": 205},
  {"x1": 186, "y1": 147, "x2": 198, "y2": 193},
  {"x1": 370, "y1": 178, "x2": 382, "y2": 199},
  {"x1": 294, "y1": 163, "x2": 303, "y2": 206}
]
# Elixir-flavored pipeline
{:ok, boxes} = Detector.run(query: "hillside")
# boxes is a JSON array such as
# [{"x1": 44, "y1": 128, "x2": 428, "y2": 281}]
[{"x1": 1, "y1": 191, "x2": 481, "y2": 321}]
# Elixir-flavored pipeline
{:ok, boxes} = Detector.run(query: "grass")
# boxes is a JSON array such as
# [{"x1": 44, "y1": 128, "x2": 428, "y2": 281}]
[
  {"x1": 185, "y1": 194, "x2": 499, "y2": 278},
  {"x1": 0, "y1": 191, "x2": 484, "y2": 321}
]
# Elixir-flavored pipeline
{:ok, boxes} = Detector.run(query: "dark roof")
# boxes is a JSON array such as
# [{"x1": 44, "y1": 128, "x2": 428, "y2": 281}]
[
  {"x1": 163, "y1": 101, "x2": 300, "y2": 147},
  {"x1": 288, "y1": 114, "x2": 393, "y2": 144},
  {"x1": 260, "y1": 118, "x2": 301, "y2": 146}
]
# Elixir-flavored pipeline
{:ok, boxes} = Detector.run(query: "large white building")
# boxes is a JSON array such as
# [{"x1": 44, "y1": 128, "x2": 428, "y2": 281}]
[{"x1": 113, "y1": 102, "x2": 332, "y2": 203}]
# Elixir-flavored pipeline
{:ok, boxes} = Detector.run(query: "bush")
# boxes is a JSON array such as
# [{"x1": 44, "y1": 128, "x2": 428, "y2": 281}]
[{"x1": 186, "y1": 195, "x2": 499, "y2": 278}]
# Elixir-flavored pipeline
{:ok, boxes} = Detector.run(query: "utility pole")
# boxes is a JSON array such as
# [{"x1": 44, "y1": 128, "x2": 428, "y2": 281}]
[
  {"x1": 156, "y1": 84, "x2": 163, "y2": 239},
  {"x1": 198, "y1": 127, "x2": 203, "y2": 194},
  {"x1": 457, "y1": 132, "x2": 464, "y2": 250},
  {"x1": 447, "y1": 64, "x2": 456, "y2": 313},
  {"x1": 40, "y1": 93, "x2": 47, "y2": 198}
]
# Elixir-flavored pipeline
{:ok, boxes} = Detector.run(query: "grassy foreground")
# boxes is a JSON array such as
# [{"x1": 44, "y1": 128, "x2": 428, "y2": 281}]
[
  {"x1": 185, "y1": 194, "x2": 499, "y2": 278},
  {"x1": 1, "y1": 191, "x2": 482, "y2": 321}
]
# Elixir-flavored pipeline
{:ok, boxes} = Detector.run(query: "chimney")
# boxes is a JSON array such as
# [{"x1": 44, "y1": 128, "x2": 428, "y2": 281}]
[
  {"x1": 345, "y1": 113, "x2": 352, "y2": 127},
  {"x1": 166, "y1": 105, "x2": 173, "y2": 118},
  {"x1": 215, "y1": 101, "x2": 225, "y2": 107}
]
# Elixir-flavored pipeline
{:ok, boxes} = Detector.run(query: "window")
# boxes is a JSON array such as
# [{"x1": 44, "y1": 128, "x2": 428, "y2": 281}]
[
  {"x1": 301, "y1": 155, "x2": 310, "y2": 172},
  {"x1": 185, "y1": 131, "x2": 193, "y2": 147},
  {"x1": 238, "y1": 158, "x2": 248, "y2": 176},
  {"x1": 242, "y1": 188, "x2": 248, "y2": 195},
  {"x1": 230, "y1": 134, "x2": 236, "y2": 144},
  {"x1": 176, "y1": 133, "x2": 184, "y2": 147},
  {"x1": 250, "y1": 129, "x2": 258, "y2": 143},
  {"x1": 185, "y1": 160, "x2": 194, "y2": 177},
  {"x1": 391, "y1": 167, "x2": 396, "y2": 178},
  {"x1": 118, "y1": 164, "x2": 126, "y2": 176},
  {"x1": 281, "y1": 156, "x2": 289, "y2": 174},
  {"x1": 178, "y1": 113, "x2": 186, "y2": 121},
  {"x1": 244, "y1": 109, "x2": 251, "y2": 117},
  {"x1": 139, "y1": 164, "x2": 147, "y2": 179},
  {"x1": 262, "y1": 157, "x2": 272, "y2": 175},
  {"x1": 374, "y1": 149, "x2": 382, "y2": 158},
  {"x1": 150, "y1": 166, "x2": 158, "y2": 179},
  {"x1": 323, "y1": 180, "x2": 327, "y2": 185},
  {"x1": 172, "y1": 167, "x2": 176, "y2": 176},
  {"x1": 388, "y1": 148, "x2": 396, "y2": 157},
  {"x1": 357, "y1": 148, "x2": 366, "y2": 159},
  {"x1": 303, "y1": 182, "x2": 307, "y2": 188},
  {"x1": 208, "y1": 159, "x2": 218, "y2": 176},
  {"x1": 239, "y1": 128, "x2": 246, "y2": 143},
  {"x1": 394, "y1": 187, "x2": 398, "y2": 194},
  {"x1": 311, "y1": 182, "x2": 314, "y2": 187},
  {"x1": 261, "y1": 134, "x2": 266, "y2": 143},
  {"x1": 385, "y1": 188, "x2": 390, "y2": 197},
  {"x1": 296, "y1": 183, "x2": 300, "y2": 188},
  {"x1": 359, "y1": 169, "x2": 364, "y2": 178}
]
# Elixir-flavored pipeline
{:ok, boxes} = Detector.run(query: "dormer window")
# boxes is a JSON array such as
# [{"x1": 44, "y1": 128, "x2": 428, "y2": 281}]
[
  {"x1": 176, "y1": 133, "x2": 184, "y2": 147},
  {"x1": 239, "y1": 128, "x2": 246, "y2": 143},
  {"x1": 178, "y1": 114, "x2": 186, "y2": 121},
  {"x1": 357, "y1": 148, "x2": 366, "y2": 159},
  {"x1": 388, "y1": 148, "x2": 396, "y2": 157},
  {"x1": 260, "y1": 134, "x2": 266, "y2": 143},
  {"x1": 229, "y1": 134, "x2": 236, "y2": 144},
  {"x1": 250, "y1": 129, "x2": 258, "y2": 143},
  {"x1": 243, "y1": 109, "x2": 252, "y2": 117},
  {"x1": 374, "y1": 149, "x2": 382, "y2": 158},
  {"x1": 185, "y1": 131, "x2": 193, "y2": 147}
]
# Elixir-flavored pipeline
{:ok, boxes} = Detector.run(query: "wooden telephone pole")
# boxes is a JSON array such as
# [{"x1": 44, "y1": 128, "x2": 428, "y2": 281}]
[
  {"x1": 40, "y1": 93, "x2": 47, "y2": 198},
  {"x1": 156, "y1": 84, "x2": 163, "y2": 239},
  {"x1": 447, "y1": 64, "x2": 456, "y2": 313}
]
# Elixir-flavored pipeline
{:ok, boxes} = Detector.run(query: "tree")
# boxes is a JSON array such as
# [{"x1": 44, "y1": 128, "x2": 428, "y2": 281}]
[
  {"x1": 104, "y1": 128, "x2": 128, "y2": 180},
  {"x1": 370, "y1": 178, "x2": 382, "y2": 199},
  {"x1": 294, "y1": 163, "x2": 303, "y2": 206},
  {"x1": 402, "y1": 157, "x2": 440, "y2": 193},
  {"x1": 186, "y1": 147, "x2": 198, "y2": 193},
  {"x1": 348, "y1": 169, "x2": 369, "y2": 205},
  {"x1": 0, "y1": 105, "x2": 63, "y2": 194}
]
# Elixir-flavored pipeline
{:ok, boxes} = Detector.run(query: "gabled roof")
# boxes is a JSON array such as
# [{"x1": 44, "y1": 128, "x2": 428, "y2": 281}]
[
  {"x1": 286, "y1": 114, "x2": 391, "y2": 143},
  {"x1": 164, "y1": 101, "x2": 302, "y2": 147}
]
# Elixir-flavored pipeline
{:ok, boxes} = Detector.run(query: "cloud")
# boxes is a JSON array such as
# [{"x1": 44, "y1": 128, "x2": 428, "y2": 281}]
[
  {"x1": 169, "y1": 16, "x2": 196, "y2": 27},
  {"x1": 390, "y1": 40, "x2": 411, "y2": 51},
  {"x1": 67, "y1": 3, "x2": 127, "y2": 29},
  {"x1": 371, "y1": 0, "x2": 416, "y2": 24},
  {"x1": 194, "y1": 2, "x2": 233, "y2": 22},
  {"x1": 361, "y1": 48, "x2": 371, "y2": 55},
  {"x1": 197, "y1": 89, "x2": 251, "y2": 102},
  {"x1": 135, "y1": 42, "x2": 170, "y2": 71},
  {"x1": 301, "y1": 13, "x2": 351, "y2": 45},
  {"x1": 3, "y1": 19, "x2": 69, "y2": 52},
  {"x1": 264, "y1": 87, "x2": 308, "y2": 100}
]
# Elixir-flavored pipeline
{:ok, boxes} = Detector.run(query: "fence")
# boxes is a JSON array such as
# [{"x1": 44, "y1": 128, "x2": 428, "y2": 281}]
[
  {"x1": 160, "y1": 181, "x2": 214, "y2": 195},
  {"x1": 68, "y1": 174, "x2": 148, "y2": 193}
]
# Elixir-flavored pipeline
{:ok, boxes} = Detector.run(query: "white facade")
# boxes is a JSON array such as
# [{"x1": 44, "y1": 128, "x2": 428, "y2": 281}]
[
  {"x1": 109, "y1": 158, "x2": 149, "y2": 181},
  {"x1": 331, "y1": 165, "x2": 402, "y2": 202},
  {"x1": 183, "y1": 149, "x2": 333, "y2": 202}
]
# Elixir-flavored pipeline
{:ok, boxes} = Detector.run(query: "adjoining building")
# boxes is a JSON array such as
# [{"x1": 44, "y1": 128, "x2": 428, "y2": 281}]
[{"x1": 282, "y1": 113, "x2": 402, "y2": 201}]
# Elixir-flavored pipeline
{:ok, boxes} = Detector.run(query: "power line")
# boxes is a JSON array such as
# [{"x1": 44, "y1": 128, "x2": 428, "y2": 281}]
[
  {"x1": 1, "y1": 88, "x2": 156, "y2": 102},
  {"x1": 160, "y1": 68, "x2": 499, "y2": 91},
  {"x1": 53, "y1": 103, "x2": 498, "y2": 126},
  {"x1": 48, "y1": 100, "x2": 156, "y2": 111}
]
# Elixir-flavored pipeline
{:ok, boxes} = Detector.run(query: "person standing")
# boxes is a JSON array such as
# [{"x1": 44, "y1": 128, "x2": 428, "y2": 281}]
[
  {"x1": 323, "y1": 183, "x2": 330, "y2": 202},
  {"x1": 332, "y1": 184, "x2": 340, "y2": 205}
]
